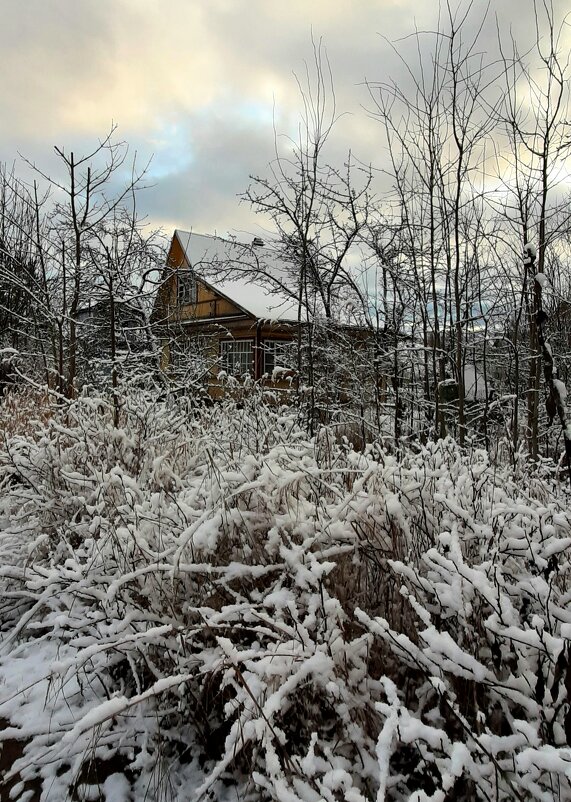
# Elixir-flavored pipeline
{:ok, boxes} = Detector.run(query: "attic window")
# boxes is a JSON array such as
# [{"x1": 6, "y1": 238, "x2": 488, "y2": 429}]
[{"x1": 177, "y1": 270, "x2": 197, "y2": 306}]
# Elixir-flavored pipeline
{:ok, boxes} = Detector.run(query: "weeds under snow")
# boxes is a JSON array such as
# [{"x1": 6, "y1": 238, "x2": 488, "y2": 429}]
[{"x1": 0, "y1": 390, "x2": 571, "y2": 801}]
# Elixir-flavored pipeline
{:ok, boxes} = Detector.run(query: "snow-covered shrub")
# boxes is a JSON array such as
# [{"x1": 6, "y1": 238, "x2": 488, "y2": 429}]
[
  {"x1": 0, "y1": 392, "x2": 383, "y2": 800},
  {"x1": 358, "y1": 444, "x2": 571, "y2": 801},
  {"x1": 1, "y1": 393, "x2": 570, "y2": 800}
]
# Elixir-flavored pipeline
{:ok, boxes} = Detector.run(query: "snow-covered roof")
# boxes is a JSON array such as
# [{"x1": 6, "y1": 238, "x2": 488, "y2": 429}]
[{"x1": 174, "y1": 230, "x2": 300, "y2": 323}]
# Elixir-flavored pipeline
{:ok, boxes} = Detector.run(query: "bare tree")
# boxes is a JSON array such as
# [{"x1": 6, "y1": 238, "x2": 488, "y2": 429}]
[
  {"x1": 243, "y1": 42, "x2": 376, "y2": 433},
  {"x1": 0, "y1": 130, "x2": 163, "y2": 404},
  {"x1": 498, "y1": 0, "x2": 571, "y2": 458}
]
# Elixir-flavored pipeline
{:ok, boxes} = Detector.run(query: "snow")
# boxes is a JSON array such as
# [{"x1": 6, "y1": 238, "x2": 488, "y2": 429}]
[
  {"x1": 174, "y1": 230, "x2": 300, "y2": 322},
  {"x1": 62, "y1": 696, "x2": 129, "y2": 743},
  {"x1": 553, "y1": 378, "x2": 567, "y2": 404},
  {"x1": 535, "y1": 272, "x2": 549, "y2": 288},
  {"x1": 271, "y1": 365, "x2": 294, "y2": 382},
  {"x1": 524, "y1": 242, "x2": 537, "y2": 264},
  {"x1": 103, "y1": 774, "x2": 131, "y2": 802},
  {"x1": 2, "y1": 390, "x2": 571, "y2": 800}
]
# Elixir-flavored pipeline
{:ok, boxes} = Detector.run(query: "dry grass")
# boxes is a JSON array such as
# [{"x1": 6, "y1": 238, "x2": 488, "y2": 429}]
[{"x1": 0, "y1": 387, "x2": 54, "y2": 441}]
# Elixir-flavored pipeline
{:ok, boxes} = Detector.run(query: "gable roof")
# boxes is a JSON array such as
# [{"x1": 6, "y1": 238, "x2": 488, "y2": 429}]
[{"x1": 174, "y1": 230, "x2": 300, "y2": 323}]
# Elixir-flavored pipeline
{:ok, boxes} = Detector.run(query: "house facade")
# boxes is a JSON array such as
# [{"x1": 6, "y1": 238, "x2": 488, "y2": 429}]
[{"x1": 152, "y1": 230, "x2": 300, "y2": 397}]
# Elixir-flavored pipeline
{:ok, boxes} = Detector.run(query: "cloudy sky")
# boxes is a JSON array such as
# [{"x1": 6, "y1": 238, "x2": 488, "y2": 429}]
[{"x1": 1, "y1": 0, "x2": 568, "y2": 241}]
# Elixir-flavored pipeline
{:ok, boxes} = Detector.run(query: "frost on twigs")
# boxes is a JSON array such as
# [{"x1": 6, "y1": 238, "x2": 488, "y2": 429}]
[{"x1": 1, "y1": 392, "x2": 571, "y2": 800}]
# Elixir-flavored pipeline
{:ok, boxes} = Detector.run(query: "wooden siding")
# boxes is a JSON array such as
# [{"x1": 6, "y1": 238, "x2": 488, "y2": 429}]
[
  {"x1": 156, "y1": 232, "x2": 247, "y2": 324},
  {"x1": 153, "y1": 231, "x2": 298, "y2": 399}
]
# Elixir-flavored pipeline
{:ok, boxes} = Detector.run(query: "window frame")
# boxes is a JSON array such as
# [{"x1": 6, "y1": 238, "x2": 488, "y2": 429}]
[
  {"x1": 176, "y1": 269, "x2": 197, "y2": 307},
  {"x1": 262, "y1": 339, "x2": 294, "y2": 377},
  {"x1": 219, "y1": 338, "x2": 254, "y2": 376}
]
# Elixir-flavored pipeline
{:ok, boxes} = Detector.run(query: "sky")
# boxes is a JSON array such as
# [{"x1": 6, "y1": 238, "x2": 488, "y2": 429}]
[{"x1": 1, "y1": 0, "x2": 569, "y2": 243}]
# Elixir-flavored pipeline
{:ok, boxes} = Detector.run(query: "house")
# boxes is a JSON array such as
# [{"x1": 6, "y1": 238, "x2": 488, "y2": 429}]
[{"x1": 152, "y1": 230, "x2": 301, "y2": 397}]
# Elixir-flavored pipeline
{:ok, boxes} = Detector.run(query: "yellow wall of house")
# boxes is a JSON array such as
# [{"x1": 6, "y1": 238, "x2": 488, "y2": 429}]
[
  {"x1": 161, "y1": 234, "x2": 243, "y2": 322},
  {"x1": 155, "y1": 233, "x2": 297, "y2": 400}
]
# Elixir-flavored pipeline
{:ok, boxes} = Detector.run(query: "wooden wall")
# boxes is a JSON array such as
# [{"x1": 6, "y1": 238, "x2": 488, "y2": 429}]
[{"x1": 154, "y1": 232, "x2": 297, "y2": 398}]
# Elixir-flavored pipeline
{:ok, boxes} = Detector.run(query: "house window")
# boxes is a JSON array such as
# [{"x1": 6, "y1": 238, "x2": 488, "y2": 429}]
[
  {"x1": 177, "y1": 270, "x2": 197, "y2": 306},
  {"x1": 263, "y1": 340, "x2": 294, "y2": 376},
  {"x1": 220, "y1": 339, "x2": 254, "y2": 376}
]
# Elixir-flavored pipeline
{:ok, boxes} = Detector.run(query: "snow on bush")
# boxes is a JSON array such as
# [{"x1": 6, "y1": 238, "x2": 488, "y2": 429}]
[{"x1": 0, "y1": 391, "x2": 571, "y2": 800}]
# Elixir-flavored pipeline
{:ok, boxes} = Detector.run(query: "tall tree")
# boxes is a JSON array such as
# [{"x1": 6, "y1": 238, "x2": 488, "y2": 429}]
[
  {"x1": 243, "y1": 43, "x2": 376, "y2": 431},
  {"x1": 369, "y1": 3, "x2": 502, "y2": 444},
  {"x1": 498, "y1": 0, "x2": 571, "y2": 458},
  {"x1": 0, "y1": 130, "x2": 162, "y2": 401}
]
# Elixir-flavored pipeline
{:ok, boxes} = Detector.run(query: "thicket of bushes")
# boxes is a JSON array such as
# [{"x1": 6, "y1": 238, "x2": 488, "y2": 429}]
[{"x1": 1, "y1": 389, "x2": 570, "y2": 801}]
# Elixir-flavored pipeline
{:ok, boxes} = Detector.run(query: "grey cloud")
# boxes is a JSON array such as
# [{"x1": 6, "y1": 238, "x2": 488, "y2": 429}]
[
  {"x1": 136, "y1": 111, "x2": 280, "y2": 234},
  {"x1": 0, "y1": 0, "x2": 568, "y2": 239},
  {"x1": 0, "y1": 0, "x2": 115, "y2": 140}
]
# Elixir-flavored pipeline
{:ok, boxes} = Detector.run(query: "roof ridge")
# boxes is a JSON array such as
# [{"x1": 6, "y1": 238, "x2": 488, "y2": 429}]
[{"x1": 175, "y1": 229, "x2": 274, "y2": 250}]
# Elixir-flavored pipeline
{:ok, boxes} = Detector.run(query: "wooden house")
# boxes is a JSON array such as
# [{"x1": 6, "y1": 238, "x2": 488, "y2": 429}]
[{"x1": 152, "y1": 230, "x2": 300, "y2": 397}]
